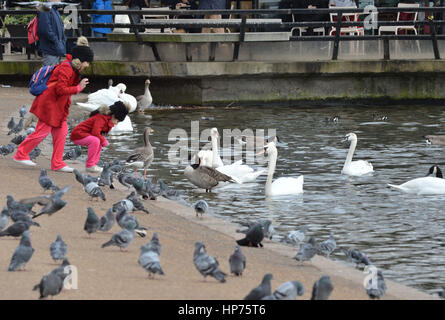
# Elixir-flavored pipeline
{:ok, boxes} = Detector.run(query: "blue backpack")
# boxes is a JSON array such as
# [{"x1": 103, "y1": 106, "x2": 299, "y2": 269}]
[{"x1": 29, "y1": 64, "x2": 59, "y2": 96}]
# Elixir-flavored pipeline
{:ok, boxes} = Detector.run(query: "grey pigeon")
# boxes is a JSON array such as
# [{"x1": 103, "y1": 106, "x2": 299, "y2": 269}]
[
  {"x1": 49, "y1": 258, "x2": 72, "y2": 282},
  {"x1": 0, "y1": 143, "x2": 15, "y2": 157},
  {"x1": 236, "y1": 223, "x2": 264, "y2": 248},
  {"x1": 73, "y1": 169, "x2": 99, "y2": 186},
  {"x1": 126, "y1": 191, "x2": 149, "y2": 214},
  {"x1": 101, "y1": 221, "x2": 135, "y2": 251},
  {"x1": 311, "y1": 275, "x2": 334, "y2": 300},
  {"x1": 19, "y1": 105, "x2": 27, "y2": 118},
  {"x1": 244, "y1": 273, "x2": 273, "y2": 300},
  {"x1": 10, "y1": 134, "x2": 25, "y2": 145},
  {"x1": 26, "y1": 126, "x2": 35, "y2": 136},
  {"x1": 98, "y1": 163, "x2": 115, "y2": 189},
  {"x1": 237, "y1": 219, "x2": 274, "y2": 240},
  {"x1": 194, "y1": 200, "x2": 208, "y2": 219},
  {"x1": 117, "y1": 171, "x2": 135, "y2": 189},
  {"x1": 84, "y1": 181, "x2": 106, "y2": 201},
  {"x1": 193, "y1": 242, "x2": 227, "y2": 283},
  {"x1": 29, "y1": 146, "x2": 41, "y2": 160},
  {"x1": 318, "y1": 232, "x2": 336, "y2": 258},
  {"x1": 7, "y1": 194, "x2": 34, "y2": 214},
  {"x1": 8, "y1": 118, "x2": 23, "y2": 135},
  {"x1": 9, "y1": 209, "x2": 40, "y2": 227},
  {"x1": 20, "y1": 185, "x2": 72, "y2": 219},
  {"x1": 50, "y1": 235, "x2": 68, "y2": 262},
  {"x1": 262, "y1": 281, "x2": 305, "y2": 300},
  {"x1": 132, "y1": 178, "x2": 156, "y2": 200},
  {"x1": 138, "y1": 234, "x2": 164, "y2": 278},
  {"x1": 109, "y1": 159, "x2": 124, "y2": 173},
  {"x1": 99, "y1": 208, "x2": 115, "y2": 232},
  {"x1": 366, "y1": 269, "x2": 387, "y2": 299},
  {"x1": 84, "y1": 207, "x2": 100, "y2": 236},
  {"x1": 112, "y1": 198, "x2": 135, "y2": 214},
  {"x1": 62, "y1": 146, "x2": 82, "y2": 161},
  {"x1": 159, "y1": 179, "x2": 183, "y2": 199},
  {"x1": 38, "y1": 169, "x2": 60, "y2": 192},
  {"x1": 0, "y1": 220, "x2": 34, "y2": 237},
  {"x1": 144, "y1": 232, "x2": 162, "y2": 255},
  {"x1": 115, "y1": 207, "x2": 147, "y2": 237},
  {"x1": 33, "y1": 270, "x2": 64, "y2": 299},
  {"x1": 7, "y1": 117, "x2": 15, "y2": 130},
  {"x1": 0, "y1": 208, "x2": 9, "y2": 231},
  {"x1": 294, "y1": 237, "x2": 318, "y2": 262},
  {"x1": 8, "y1": 231, "x2": 35, "y2": 271},
  {"x1": 285, "y1": 226, "x2": 308, "y2": 245},
  {"x1": 438, "y1": 287, "x2": 445, "y2": 298},
  {"x1": 341, "y1": 248, "x2": 372, "y2": 267},
  {"x1": 229, "y1": 245, "x2": 246, "y2": 276}
]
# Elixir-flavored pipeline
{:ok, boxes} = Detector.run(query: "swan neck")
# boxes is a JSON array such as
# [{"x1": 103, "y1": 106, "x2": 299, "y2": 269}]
[
  {"x1": 344, "y1": 139, "x2": 357, "y2": 168},
  {"x1": 265, "y1": 150, "x2": 277, "y2": 195},
  {"x1": 211, "y1": 134, "x2": 220, "y2": 166}
]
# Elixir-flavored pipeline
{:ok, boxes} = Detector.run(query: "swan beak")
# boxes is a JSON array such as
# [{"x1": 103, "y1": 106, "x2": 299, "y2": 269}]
[
  {"x1": 150, "y1": 128, "x2": 155, "y2": 133},
  {"x1": 341, "y1": 137, "x2": 348, "y2": 143}
]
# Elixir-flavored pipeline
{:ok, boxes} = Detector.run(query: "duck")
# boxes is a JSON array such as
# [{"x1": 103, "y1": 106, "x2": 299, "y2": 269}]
[
  {"x1": 125, "y1": 127, "x2": 154, "y2": 178},
  {"x1": 136, "y1": 79, "x2": 153, "y2": 112},
  {"x1": 388, "y1": 165, "x2": 445, "y2": 195},
  {"x1": 425, "y1": 135, "x2": 445, "y2": 146},
  {"x1": 341, "y1": 133, "x2": 374, "y2": 176},
  {"x1": 261, "y1": 141, "x2": 303, "y2": 196},
  {"x1": 184, "y1": 158, "x2": 235, "y2": 192}
]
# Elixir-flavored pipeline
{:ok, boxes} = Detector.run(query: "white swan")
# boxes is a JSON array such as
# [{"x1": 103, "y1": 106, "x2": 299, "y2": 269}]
[
  {"x1": 341, "y1": 133, "x2": 374, "y2": 176},
  {"x1": 388, "y1": 165, "x2": 445, "y2": 195},
  {"x1": 109, "y1": 115, "x2": 133, "y2": 134},
  {"x1": 262, "y1": 141, "x2": 303, "y2": 196},
  {"x1": 77, "y1": 83, "x2": 127, "y2": 112}
]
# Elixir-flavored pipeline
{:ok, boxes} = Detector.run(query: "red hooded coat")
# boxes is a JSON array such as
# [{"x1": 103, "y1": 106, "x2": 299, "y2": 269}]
[{"x1": 30, "y1": 54, "x2": 80, "y2": 128}]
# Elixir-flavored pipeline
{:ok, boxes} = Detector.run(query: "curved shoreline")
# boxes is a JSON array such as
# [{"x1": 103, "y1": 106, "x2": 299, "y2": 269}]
[{"x1": 0, "y1": 87, "x2": 436, "y2": 300}]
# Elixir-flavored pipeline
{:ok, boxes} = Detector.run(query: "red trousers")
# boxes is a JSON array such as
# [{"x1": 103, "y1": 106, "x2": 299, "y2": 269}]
[{"x1": 14, "y1": 119, "x2": 68, "y2": 171}]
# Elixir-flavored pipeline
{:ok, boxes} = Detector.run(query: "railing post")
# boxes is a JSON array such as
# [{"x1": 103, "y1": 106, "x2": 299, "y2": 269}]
[
  {"x1": 429, "y1": 16, "x2": 441, "y2": 60},
  {"x1": 331, "y1": 12, "x2": 343, "y2": 60},
  {"x1": 383, "y1": 38, "x2": 390, "y2": 60},
  {"x1": 233, "y1": 15, "x2": 246, "y2": 61}
]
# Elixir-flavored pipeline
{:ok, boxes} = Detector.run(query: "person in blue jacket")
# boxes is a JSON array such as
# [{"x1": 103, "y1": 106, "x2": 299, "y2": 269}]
[
  {"x1": 37, "y1": 1, "x2": 66, "y2": 66},
  {"x1": 92, "y1": 0, "x2": 113, "y2": 37}
]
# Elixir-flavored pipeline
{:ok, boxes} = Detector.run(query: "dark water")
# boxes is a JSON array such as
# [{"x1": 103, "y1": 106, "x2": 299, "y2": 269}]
[{"x1": 68, "y1": 104, "x2": 445, "y2": 296}]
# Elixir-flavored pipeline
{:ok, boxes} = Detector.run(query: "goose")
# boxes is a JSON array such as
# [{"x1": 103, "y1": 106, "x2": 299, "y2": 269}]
[
  {"x1": 341, "y1": 133, "x2": 374, "y2": 176},
  {"x1": 261, "y1": 141, "x2": 303, "y2": 196},
  {"x1": 425, "y1": 135, "x2": 445, "y2": 146},
  {"x1": 125, "y1": 127, "x2": 154, "y2": 178},
  {"x1": 136, "y1": 79, "x2": 153, "y2": 112},
  {"x1": 184, "y1": 158, "x2": 235, "y2": 192},
  {"x1": 388, "y1": 165, "x2": 445, "y2": 195}
]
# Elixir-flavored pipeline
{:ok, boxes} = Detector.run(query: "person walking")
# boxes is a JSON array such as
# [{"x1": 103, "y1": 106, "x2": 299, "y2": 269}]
[
  {"x1": 70, "y1": 101, "x2": 129, "y2": 173},
  {"x1": 37, "y1": 0, "x2": 67, "y2": 66},
  {"x1": 13, "y1": 37, "x2": 94, "y2": 173},
  {"x1": 91, "y1": 0, "x2": 113, "y2": 37}
]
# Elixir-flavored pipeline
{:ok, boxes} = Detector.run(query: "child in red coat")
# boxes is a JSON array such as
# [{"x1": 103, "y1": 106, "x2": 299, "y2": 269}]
[{"x1": 70, "y1": 101, "x2": 129, "y2": 173}]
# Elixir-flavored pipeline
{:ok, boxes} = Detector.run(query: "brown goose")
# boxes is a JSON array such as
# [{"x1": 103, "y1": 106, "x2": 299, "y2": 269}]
[
  {"x1": 184, "y1": 159, "x2": 234, "y2": 192},
  {"x1": 126, "y1": 127, "x2": 154, "y2": 178},
  {"x1": 425, "y1": 135, "x2": 445, "y2": 146}
]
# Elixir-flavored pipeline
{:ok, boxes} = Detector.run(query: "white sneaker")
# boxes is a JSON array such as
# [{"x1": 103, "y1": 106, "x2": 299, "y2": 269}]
[
  {"x1": 56, "y1": 166, "x2": 74, "y2": 173},
  {"x1": 13, "y1": 159, "x2": 36, "y2": 166},
  {"x1": 86, "y1": 165, "x2": 103, "y2": 173}
]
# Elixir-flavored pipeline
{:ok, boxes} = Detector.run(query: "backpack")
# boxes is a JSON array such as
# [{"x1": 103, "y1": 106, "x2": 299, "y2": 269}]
[
  {"x1": 29, "y1": 64, "x2": 58, "y2": 96},
  {"x1": 27, "y1": 16, "x2": 39, "y2": 45}
]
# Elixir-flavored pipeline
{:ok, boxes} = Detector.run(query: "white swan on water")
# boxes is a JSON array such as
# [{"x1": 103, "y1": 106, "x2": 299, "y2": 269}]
[
  {"x1": 261, "y1": 141, "x2": 303, "y2": 196},
  {"x1": 341, "y1": 133, "x2": 374, "y2": 176},
  {"x1": 388, "y1": 165, "x2": 445, "y2": 195}
]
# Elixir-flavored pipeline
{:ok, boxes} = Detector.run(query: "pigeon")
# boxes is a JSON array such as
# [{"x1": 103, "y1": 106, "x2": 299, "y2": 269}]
[
  {"x1": 38, "y1": 168, "x2": 60, "y2": 192},
  {"x1": 158, "y1": 179, "x2": 183, "y2": 199},
  {"x1": 285, "y1": 226, "x2": 308, "y2": 245},
  {"x1": 20, "y1": 185, "x2": 72, "y2": 219},
  {"x1": 237, "y1": 219, "x2": 274, "y2": 240},
  {"x1": 84, "y1": 207, "x2": 100, "y2": 237},
  {"x1": 33, "y1": 270, "x2": 64, "y2": 299},
  {"x1": 10, "y1": 134, "x2": 25, "y2": 145},
  {"x1": 0, "y1": 143, "x2": 15, "y2": 157},
  {"x1": 194, "y1": 200, "x2": 208, "y2": 219},
  {"x1": 112, "y1": 198, "x2": 135, "y2": 214},
  {"x1": 117, "y1": 171, "x2": 135, "y2": 189},
  {"x1": 7, "y1": 117, "x2": 15, "y2": 130},
  {"x1": 73, "y1": 169, "x2": 99, "y2": 186},
  {"x1": 126, "y1": 191, "x2": 149, "y2": 214},
  {"x1": 341, "y1": 248, "x2": 372, "y2": 267},
  {"x1": 294, "y1": 237, "x2": 318, "y2": 262},
  {"x1": 101, "y1": 221, "x2": 135, "y2": 251},
  {"x1": 26, "y1": 126, "x2": 35, "y2": 136},
  {"x1": 6, "y1": 194, "x2": 34, "y2": 214},
  {"x1": 366, "y1": 269, "x2": 387, "y2": 299},
  {"x1": 131, "y1": 178, "x2": 156, "y2": 200},
  {"x1": 115, "y1": 207, "x2": 147, "y2": 237},
  {"x1": 29, "y1": 146, "x2": 41, "y2": 161},
  {"x1": 229, "y1": 245, "x2": 246, "y2": 276},
  {"x1": 19, "y1": 105, "x2": 27, "y2": 118},
  {"x1": 50, "y1": 235, "x2": 68, "y2": 262},
  {"x1": 317, "y1": 232, "x2": 336, "y2": 258},
  {"x1": 138, "y1": 234, "x2": 164, "y2": 279},
  {"x1": 0, "y1": 209, "x2": 9, "y2": 231},
  {"x1": 311, "y1": 275, "x2": 334, "y2": 300},
  {"x1": 8, "y1": 118, "x2": 23, "y2": 135},
  {"x1": 244, "y1": 273, "x2": 273, "y2": 300},
  {"x1": 8, "y1": 231, "x2": 35, "y2": 271},
  {"x1": 9, "y1": 209, "x2": 40, "y2": 227},
  {"x1": 99, "y1": 208, "x2": 115, "y2": 232},
  {"x1": 84, "y1": 181, "x2": 106, "y2": 201},
  {"x1": 236, "y1": 223, "x2": 264, "y2": 248},
  {"x1": 49, "y1": 258, "x2": 72, "y2": 282},
  {"x1": 438, "y1": 287, "x2": 445, "y2": 298},
  {"x1": 0, "y1": 220, "x2": 34, "y2": 237},
  {"x1": 109, "y1": 159, "x2": 124, "y2": 173},
  {"x1": 262, "y1": 281, "x2": 305, "y2": 300},
  {"x1": 63, "y1": 146, "x2": 82, "y2": 161},
  {"x1": 193, "y1": 242, "x2": 227, "y2": 283},
  {"x1": 98, "y1": 163, "x2": 115, "y2": 189}
]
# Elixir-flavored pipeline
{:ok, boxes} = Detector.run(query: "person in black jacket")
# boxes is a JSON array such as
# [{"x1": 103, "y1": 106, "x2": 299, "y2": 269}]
[
  {"x1": 126, "y1": 0, "x2": 150, "y2": 32},
  {"x1": 281, "y1": 0, "x2": 329, "y2": 35}
]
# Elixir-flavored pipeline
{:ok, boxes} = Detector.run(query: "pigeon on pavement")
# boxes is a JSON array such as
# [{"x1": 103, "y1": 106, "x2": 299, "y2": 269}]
[
  {"x1": 317, "y1": 232, "x2": 336, "y2": 258},
  {"x1": 138, "y1": 234, "x2": 164, "y2": 278},
  {"x1": 84, "y1": 207, "x2": 100, "y2": 237},
  {"x1": 0, "y1": 208, "x2": 9, "y2": 231},
  {"x1": 115, "y1": 207, "x2": 147, "y2": 238},
  {"x1": 262, "y1": 281, "x2": 304, "y2": 300},
  {"x1": 63, "y1": 146, "x2": 82, "y2": 161},
  {"x1": 311, "y1": 275, "x2": 334, "y2": 300},
  {"x1": 0, "y1": 143, "x2": 15, "y2": 157},
  {"x1": 8, "y1": 231, "x2": 35, "y2": 271},
  {"x1": 98, "y1": 163, "x2": 115, "y2": 189},
  {"x1": 101, "y1": 222, "x2": 135, "y2": 251},
  {"x1": 366, "y1": 269, "x2": 387, "y2": 299},
  {"x1": 126, "y1": 191, "x2": 149, "y2": 214},
  {"x1": 84, "y1": 181, "x2": 106, "y2": 201},
  {"x1": 194, "y1": 200, "x2": 208, "y2": 219},
  {"x1": 38, "y1": 169, "x2": 60, "y2": 192},
  {"x1": 285, "y1": 226, "x2": 309, "y2": 245},
  {"x1": 50, "y1": 235, "x2": 68, "y2": 262},
  {"x1": 229, "y1": 245, "x2": 246, "y2": 276},
  {"x1": 20, "y1": 185, "x2": 72, "y2": 219},
  {"x1": 29, "y1": 146, "x2": 41, "y2": 161},
  {"x1": 0, "y1": 220, "x2": 35, "y2": 237},
  {"x1": 193, "y1": 242, "x2": 227, "y2": 283},
  {"x1": 294, "y1": 237, "x2": 318, "y2": 262},
  {"x1": 244, "y1": 273, "x2": 273, "y2": 300},
  {"x1": 19, "y1": 105, "x2": 27, "y2": 118},
  {"x1": 341, "y1": 248, "x2": 372, "y2": 267},
  {"x1": 236, "y1": 223, "x2": 264, "y2": 248},
  {"x1": 8, "y1": 118, "x2": 23, "y2": 135},
  {"x1": 99, "y1": 208, "x2": 115, "y2": 232}
]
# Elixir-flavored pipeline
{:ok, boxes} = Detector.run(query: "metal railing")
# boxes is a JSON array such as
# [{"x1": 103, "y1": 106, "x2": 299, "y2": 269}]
[{"x1": 1, "y1": 7, "x2": 445, "y2": 61}]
